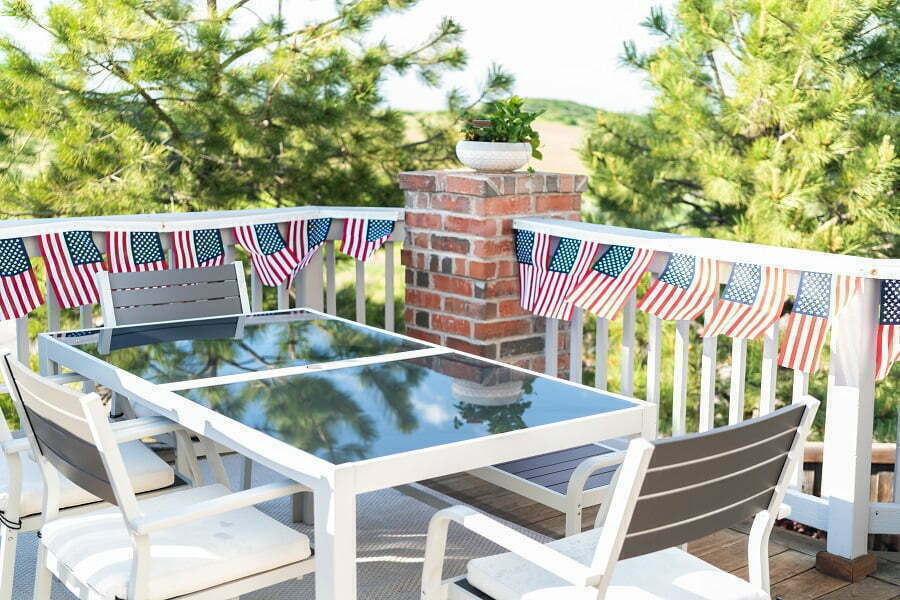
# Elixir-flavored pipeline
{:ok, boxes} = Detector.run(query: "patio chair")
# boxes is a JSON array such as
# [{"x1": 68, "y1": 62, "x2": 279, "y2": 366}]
[
  {"x1": 95, "y1": 261, "x2": 257, "y2": 490},
  {"x1": 3, "y1": 352, "x2": 315, "y2": 600},
  {"x1": 0, "y1": 353, "x2": 197, "y2": 600},
  {"x1": 421, "y1": 397, "x2": 818, "y2": 600}
]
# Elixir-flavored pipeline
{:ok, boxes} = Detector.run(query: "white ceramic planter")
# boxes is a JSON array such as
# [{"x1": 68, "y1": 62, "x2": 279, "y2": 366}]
[{"x1": 455, "y1": 141, "x2": 531, "y2": 172}]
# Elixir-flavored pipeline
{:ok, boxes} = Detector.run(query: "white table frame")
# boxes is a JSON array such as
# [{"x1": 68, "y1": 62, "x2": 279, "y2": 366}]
[{"x1": 39, "y1": 308, "x2": 657, "y2": 600}]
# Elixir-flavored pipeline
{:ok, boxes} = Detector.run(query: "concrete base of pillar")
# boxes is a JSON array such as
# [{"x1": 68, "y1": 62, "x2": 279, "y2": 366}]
[{"x1": 814, "y1": 550, "x2": 877, "y2": 582}]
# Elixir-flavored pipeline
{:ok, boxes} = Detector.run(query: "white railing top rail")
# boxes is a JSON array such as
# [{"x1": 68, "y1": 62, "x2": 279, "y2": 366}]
[
  {"x1": 0, "y1": 206, "x2": 405, "y2": 238},
  {"x1": 514, "y1": 217, "x2": 900, "y2": 280}
]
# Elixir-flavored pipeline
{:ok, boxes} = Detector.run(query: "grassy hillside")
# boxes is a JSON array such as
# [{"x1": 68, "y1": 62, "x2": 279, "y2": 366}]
[{"x1": 523, "y1": 98, "x2": 597, "y2": 127}]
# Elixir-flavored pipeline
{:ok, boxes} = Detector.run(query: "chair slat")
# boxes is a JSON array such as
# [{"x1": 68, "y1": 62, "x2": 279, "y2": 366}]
[
  {"x1": 113, "y1": 297, "x2": 244, "y2": 326},
  {"x1": 108, "y1": 264, "x2": 238, "y2": 288},
  {"x1": 111, "y1": 280, "x2": 240, "y2": 306}
]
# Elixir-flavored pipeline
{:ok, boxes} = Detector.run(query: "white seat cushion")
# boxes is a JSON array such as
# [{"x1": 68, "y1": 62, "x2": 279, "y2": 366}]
[
  {"x1": 0, "y1": 440, "x2": 174, "y2": 517},
  {"x1": 41, "y1": 483, "x2": 311, "y2": 600},
  {"x1": 467, "y1": 528, "x2": 769, "y2": 600}
]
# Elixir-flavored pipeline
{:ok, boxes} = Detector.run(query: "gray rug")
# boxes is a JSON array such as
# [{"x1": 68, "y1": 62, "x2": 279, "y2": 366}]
[{"x1": 11, "y1": 455, "x2": 549, "y2": 599}]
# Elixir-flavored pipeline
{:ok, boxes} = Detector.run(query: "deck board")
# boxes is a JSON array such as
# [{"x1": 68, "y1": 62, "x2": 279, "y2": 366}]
[{"x1": 423, "y1": 472, "x2": 900, "y2": 600}]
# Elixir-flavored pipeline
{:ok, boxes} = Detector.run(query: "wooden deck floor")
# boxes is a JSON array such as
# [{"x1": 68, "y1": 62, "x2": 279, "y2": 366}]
[{"x1": 423, "y1": 472, "x2": 900, "y2": 600}]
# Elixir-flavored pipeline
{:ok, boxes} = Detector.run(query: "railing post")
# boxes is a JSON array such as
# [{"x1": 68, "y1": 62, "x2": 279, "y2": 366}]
[
  {"x1": 816, "y1": 278, "x2": 878, "y2": 579},
  {"x1": 398, "y1": 171, "x2": 584, "y2": 375}
]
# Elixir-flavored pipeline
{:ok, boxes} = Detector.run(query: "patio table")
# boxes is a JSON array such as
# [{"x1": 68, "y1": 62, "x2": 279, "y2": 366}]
[{"x1": 38, "y1": 309, "x2": 656, "y2": 600}]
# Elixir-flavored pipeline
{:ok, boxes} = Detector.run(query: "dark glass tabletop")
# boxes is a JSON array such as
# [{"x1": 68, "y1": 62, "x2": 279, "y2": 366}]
[
  {"x1": 178, "y1": 352, "x2": 636, "y2": 464},
  {"x1": 50, "y1": 310, "x2": 428, "y2": 385}
]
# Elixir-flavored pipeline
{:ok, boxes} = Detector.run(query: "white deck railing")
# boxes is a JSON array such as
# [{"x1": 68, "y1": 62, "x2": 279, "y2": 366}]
[
  {"x1": 0, "y1": 206, "x2": 405, "y2": 369},
  {"x1": 514, "y1": 216, "x2": 900, "y2": 561}
]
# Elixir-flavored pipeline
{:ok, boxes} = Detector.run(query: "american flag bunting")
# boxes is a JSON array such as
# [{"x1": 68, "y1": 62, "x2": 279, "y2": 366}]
[
  {"x1": 0, "y1": 237, "x2": 43, "y2": 320},
  {"x1": 107, "y1": 231, "x2": 168, "y2": 273},
  {"x1": 567, "y1": 245, "x2": 654, "y2": 319},
  {"x1": 638, "y1": 253, "x2": 719, "y2": 321},
  {"x1": 172, "y1": 229, "x2": 226, "y2": 269},
  {"x1": 38, "y1": 231, "x2": 105, "y2": 309},
  {"x1": 514, "y1": 229, "x2": 551, "y2": 311},
  {"x1": 876, "y1": 279, "x2": 899, "y2": 381},
  {"x1": 341, "y1": 218, "x2": 394, "y2": 262},
  {"x1": 531, "y1": 237, "x2": 601, "y2": 320},
  {"x1": 233, "y1": 223, "x2": 299, "y2": 287},
  {"x1": 701, "y1": 263, "x2": 788, "y2": 340},
  {"x1": 288, "y1": 218, "x2": 332, "y2": 272}
]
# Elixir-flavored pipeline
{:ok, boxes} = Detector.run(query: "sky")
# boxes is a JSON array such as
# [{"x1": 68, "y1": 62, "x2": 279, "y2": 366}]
[{"x1": 2, "y1": 0, "x2": 675, "y2": 113}]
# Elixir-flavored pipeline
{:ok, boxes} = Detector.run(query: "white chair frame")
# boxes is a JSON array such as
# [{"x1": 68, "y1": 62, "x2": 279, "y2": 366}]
[{"x1": 422, "y1": 396, "x2": 819, "y2": 600}]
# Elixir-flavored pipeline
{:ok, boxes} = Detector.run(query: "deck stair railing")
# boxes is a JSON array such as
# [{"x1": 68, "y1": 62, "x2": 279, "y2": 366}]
[{"x1": 514, "y1": 216, "x2": 900, "y2": 563}]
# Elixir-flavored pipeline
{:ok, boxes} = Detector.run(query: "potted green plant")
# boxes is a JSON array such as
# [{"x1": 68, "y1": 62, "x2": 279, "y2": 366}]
[{"x1": 456, "y1": 96, "x2": 543, "y2": 172}]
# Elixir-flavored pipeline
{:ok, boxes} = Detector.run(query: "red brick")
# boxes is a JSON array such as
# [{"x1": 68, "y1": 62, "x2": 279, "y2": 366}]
[
  {"x1": 473, "y1": 195, "x2": 533, "y2": 216},
  {"x1": 500, "y1": 217, "x2": 516, "y2": 236},
  {"x1": 432, "y1": 274, "x2": 473, "y2": 296},
  {"x1": 467, "y1": 260, "x2": 497, "y2": 279},
  {"x1": 406, "y1": 289, "x2": 442, "y2": 310},
  {"x1": 399, "y1": 173, "x2": 436, "y2": 191},
  {"x1": 404, "y1": 326, "x2": 441, "y2": 344},
  {"x1": 484, "y1": 278, "x2": 519, "y2": 298},
  {"x1": 559, "y1": 174, "x2": 575, "y2": 193},
  {"x1": 496, "y1": 259, "x2": 516, "y2": 277},
  {"x1": 412, "y1": 232, "x2": 429, "y2": 247},
  {"x1": 406, "y1": 212, "x2": 441, "y2": 229},
  {"x1": 400, "y1": 249, "x2": 413, "y2": 267},
  {"x1": 443, "y1": 215, "x2": 498, "y2": 237},
  {"x1": 446, "y1": 175, "x2": 488, "y2": 196},
  {"x1": 444, "y1": 297, "x2": 496, "y2": 320},
  {"x1": 445, "y1": 337, "x2": 497, "y2": 359},
  {"x1": 431, "y1": 194, "x2": 471, "y2": 213},
  {"x1": 473, "y1": 319, "x2": 531, "y2": 340},
  {"x1": 536, "y1": 194, "x2": 581, "y2": 213},
  {"x1": 472, "y1": 238, "x2": 513, "y2": 259},
  {"x1": 432, "y1": 314, "x2": 472, "y2": 337},
  {"x1": 431, "y1": 235, "x2": 470, "y2": 254},
  {"x1": 454, "y1": 258, "x2": 466, "y2": 274},
  {"x1": 498, "y1": 299, "x2": 530, "y2": 317}
]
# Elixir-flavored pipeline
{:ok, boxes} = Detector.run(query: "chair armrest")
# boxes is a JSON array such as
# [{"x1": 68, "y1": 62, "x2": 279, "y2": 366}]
[
  {"x1": 421, "y1": 505, "x2": 596, "y2": 599},
  {"x1": 565, "y1": 449, "x2": 626, "y2": 498},
  {"x1": 130, "y1": 479, "x2": 310, "y2": 535},
  {"x1": 2, "y1": 416, "x2": 183, "y2": 455},
  {"x1": 777, "y1": 503, "x2": 792, "y2": 519},
  {"x1": 1, "y1": 437, "x2": 29, "y2": 456}
]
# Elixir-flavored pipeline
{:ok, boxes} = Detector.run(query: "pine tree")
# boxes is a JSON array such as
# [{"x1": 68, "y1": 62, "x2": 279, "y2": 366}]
[
  {"x1": 0, "y1": 0, "x2": 512, "y2": 217},
  {"x1": 583, "y1": 0, "x2": 899, "y2": 258}
]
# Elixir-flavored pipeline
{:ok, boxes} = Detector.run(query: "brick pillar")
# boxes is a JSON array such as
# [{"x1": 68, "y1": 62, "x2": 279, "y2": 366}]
[{"x1": 399, "y1": 170, "x2": 585, "y2": 374}]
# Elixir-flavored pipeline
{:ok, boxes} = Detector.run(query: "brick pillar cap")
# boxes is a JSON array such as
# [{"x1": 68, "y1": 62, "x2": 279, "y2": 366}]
[{"x1": 399, "y1": 170, "x2": 587, "y2": 196}]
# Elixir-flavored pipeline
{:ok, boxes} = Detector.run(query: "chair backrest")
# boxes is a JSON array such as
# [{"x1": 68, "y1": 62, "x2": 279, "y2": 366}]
[
  {"x1": 97, "y1": 261, "x2": 250, "y2": 327},
  {"x1": 619, "y1": 401, "x2": 812, "y2": 559},
  {"x1": 0, "y1": 353, "x2": 136, "y2": 513}
]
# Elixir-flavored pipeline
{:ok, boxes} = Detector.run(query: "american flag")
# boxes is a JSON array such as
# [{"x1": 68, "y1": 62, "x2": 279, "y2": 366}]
[
  {"x1": 107, "y1": 231, "x2": 168, "y2": 273},
  {"x1": 778, "y1": 273, "x2": 862, "y2": 372},
  {"x1": 38, "y1": 231, "x2": 105, "y2": 309},
  {"x1": 341, "y1": 218, "x2": 394, "y2": 261},
  {"x1": 701, "y1": 263, "x2": 788, "y2": 340},
  {"x1": 233, "y1": 223, "x2": 299, "y2": 286},
  {"x1": 568, "y1": 245, "x2": 654, "y2": 319},
  {"x1": 0, "y1": 237, "x2": 43, "y2": 320},
  {"x1": 876, "y1": 279, "x2": 899, "y2": 381},
  {"x1": 515, "y1": 229, "x2": 551, "y2": 311},
  {"x1": 638, "y1": 253, "x2": 719, "y2": 321},
  {"x1": 288, "y1": 218, "x2": 332, "y2": 272},
  {"x1": 531, "y1": 237, "x2": 601, "y2": 320},
  {"x1": 172, "y1": 229, "x2": 225, "y2": 269}
]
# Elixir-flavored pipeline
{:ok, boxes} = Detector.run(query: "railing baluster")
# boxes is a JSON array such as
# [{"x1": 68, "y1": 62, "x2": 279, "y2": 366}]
[
  {"x1": 673, "y1": 320, "x2": 690, "y2": 436},
  {"x1": 646, "y1": 315, "x2": 662, "y2": 405},
  {"x1": 250, "y1": 267, "x2": 263, "y2": 311},
  {"x1": 569, "y1": 307, "x2": 584, "y2": 383},
  {"x1": 42, "y1": 279, "x2": 61, "y2": 375},
  {"x1": 729, "y1": 338, "x2": 747, "y2": 424},
  {"x1": 277, "y1": 281, "x2": 289, "y2": 310},
  {"x1": 81, "y1": 305, "x2": 95, "y2": 392},
  {"x1": 595, "y1": 316, "x2": 608, "y2": 391},
  {"x1": 325, "y1": 241, "x2": 337, "y2": 315},
  {"x1": 384, "y1": 241, "x2": 395, "y2": 332},
  {"x1": 894, "y1": 410, "x2": 900, "y2": 504},
  {"x1": 15, "y1": 317, "x2": 28, "y2": 363},
  {"x1": 295, "y1": 251, "x2": 325, "y2": 311},
  {"x1": 759, "y1": 321, "x2": 780, "y2": 415},
  {"x1": 354, "y1": 260, "x2": 366, "y2": 324},
  {"x1": 545, "y1": 318, "x2": 559, "y2": 378},
  {"x1": 699, "y1": 307, "x2": 717, "y2": 431},
  {"x1": 791, "y1": 369, "x2": 810, "y2": 488},
  {"x1": 620, "y1": 291, "x2": 636, "y2": 396}
]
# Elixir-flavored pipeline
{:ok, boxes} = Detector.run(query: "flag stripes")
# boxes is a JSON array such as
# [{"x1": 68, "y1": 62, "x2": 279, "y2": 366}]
[
  {"x1": 0, "y1": 237, "x2": 43, "y2": 320},
  {"x1": 38, "y1": 231, "x2": 104, "y2": 309},
  {"x1": 638, "y1": 254, "x2": 719, "y2": 321},
  {"x1": 233, "y1": 223, "x2": 299, "y2": 287},
  {"x1": 107, "y1": 231, "x2": 168, "y2": 273},
  {"x1": 172, "y1": 229, "x2": 226, "y2": 269},
  {"x1": 701, "y1": 264, "x2": 788, "y2": 340},
  {"x1": 288, "y1": 218, "x2": 332, "y2": 272},
  {"x1": 515, "y1": 230, "x2": 552, "y2": 312},
  {"x1": 568, "y1": 245, "x2": 654, "y2": 319},
  {"x1": 341, "y1": 218, "x2": 394, "y2": 262},
  {"x1": 876, "y1": 279, "x2": 899, "y2": 381},
  {"x1": 531, "y1": 237, "x2": 601, "y2": 320}
]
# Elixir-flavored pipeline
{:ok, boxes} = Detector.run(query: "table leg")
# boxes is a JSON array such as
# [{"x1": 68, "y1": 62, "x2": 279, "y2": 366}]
[
  {"x1": 292, "y1": 491, "x2": 314, "y2": 524},
  {"x1": 314, "y1": 470, "x2": 357, "y2": 600}
]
